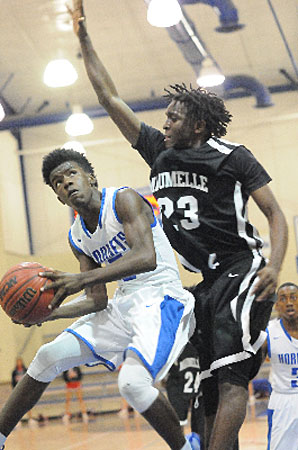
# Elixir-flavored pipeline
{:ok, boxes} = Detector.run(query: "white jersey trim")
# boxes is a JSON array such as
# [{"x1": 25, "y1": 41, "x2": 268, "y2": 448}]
[
  {"x1": 234, "y1": 181, "x2": 263, "y2": 250},
  {"x1": 208, "y1": 137, "x2": 236, "y2": 155}
]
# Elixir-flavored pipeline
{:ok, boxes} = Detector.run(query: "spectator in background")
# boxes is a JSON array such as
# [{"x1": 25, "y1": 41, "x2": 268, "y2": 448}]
[{"x1": 63, "y1": 366, "x2": 88, "y2": 424}]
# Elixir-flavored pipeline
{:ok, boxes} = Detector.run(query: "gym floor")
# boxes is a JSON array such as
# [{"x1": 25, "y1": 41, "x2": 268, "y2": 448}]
[{"x1": 1, "y1": 398, "x2": 268, "y2": 450}]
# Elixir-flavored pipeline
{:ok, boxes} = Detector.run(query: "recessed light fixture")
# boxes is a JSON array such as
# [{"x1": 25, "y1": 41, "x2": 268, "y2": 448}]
[{"x1": 43, "y1": 59, "x2": 78, "y2": 88}]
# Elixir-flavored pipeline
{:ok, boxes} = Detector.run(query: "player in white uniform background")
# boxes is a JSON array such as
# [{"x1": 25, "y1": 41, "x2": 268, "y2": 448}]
[
  {"x1": 262, "y1": 282, "x2": 298, "y2": 450},
  {"x1": 0, "y1": 148, "x2": 197, "y2": 450}
]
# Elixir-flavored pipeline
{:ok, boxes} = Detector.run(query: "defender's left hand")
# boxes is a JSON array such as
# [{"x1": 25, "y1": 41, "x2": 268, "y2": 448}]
[{"x1": 252, "y1": 265, "x2": 278, "y2": 302}]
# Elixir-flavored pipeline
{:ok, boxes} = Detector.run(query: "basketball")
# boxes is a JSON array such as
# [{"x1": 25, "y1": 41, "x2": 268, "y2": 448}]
[{"x1": 0, "y1": 262, "x2": 55, "y2": 325}]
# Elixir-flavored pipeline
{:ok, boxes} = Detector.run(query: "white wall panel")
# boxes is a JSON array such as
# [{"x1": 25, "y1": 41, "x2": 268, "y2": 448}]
[{"x1": 0, "y1": 131, "x2": 30, "y2": 254}]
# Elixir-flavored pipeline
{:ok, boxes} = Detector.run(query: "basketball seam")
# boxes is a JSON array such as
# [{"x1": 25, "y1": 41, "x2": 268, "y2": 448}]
[{"x1": 2, "y1": 264, "x2": 44, "y2": 278}]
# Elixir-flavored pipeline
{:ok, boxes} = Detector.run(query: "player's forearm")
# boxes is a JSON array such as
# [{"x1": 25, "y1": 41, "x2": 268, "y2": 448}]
[
  {"x1": 267, "y1": 208, "x2": 288, "y2": 273},
  {"x1": 45, "y1": 293, "x2": 108, "y2": 320},
  {"x1": 79, "y1": 33, "x2": 118, "y2": 107},
  {"x1": 81, "y1": 249, "x2": 156, "y2": 288}
]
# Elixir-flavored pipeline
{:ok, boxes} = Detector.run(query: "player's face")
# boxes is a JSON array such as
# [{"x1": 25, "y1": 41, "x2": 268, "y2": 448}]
[
  {"x1": 275, "y1": 285, "x2": 298, "y2": 321},
  {"x1": 50, "y1": 161, "x2": 94, "y2": 208},
  {"x1": 163, "y1": 101, "x2": 198, "y2": 149}
]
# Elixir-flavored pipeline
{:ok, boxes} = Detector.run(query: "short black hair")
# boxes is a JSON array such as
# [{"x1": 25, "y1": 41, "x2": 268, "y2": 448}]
[
  {"x1": 277, "y1": 282, "x2": 298, "y2": 293},
  {"x1": 164, "y1": 83, "x2": 232, "y2": 138},
  {"x1": 42, "y1": 148, "x2": 96, "y2": 186}
]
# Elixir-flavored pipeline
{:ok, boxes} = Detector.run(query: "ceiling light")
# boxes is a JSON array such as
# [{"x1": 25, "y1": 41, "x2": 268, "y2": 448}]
[
  {"x1": 196, "y1": 58, "x2": 225, "y2": 88},
  {"x1": 0, "y1": 103, "x2": 5, "y2": 122},
  {"x1": 147, "y1": 0, "x2": 182, "y2": 27},
  {"x1": 43, "y1": 59, "x2": 78, "y2": 88},
  {"x1": 63, "y1": 140, "x2": 87, "y2": 154},
  {"x1": 65, "y1": 105, "x2": 94, "y2": 137}
]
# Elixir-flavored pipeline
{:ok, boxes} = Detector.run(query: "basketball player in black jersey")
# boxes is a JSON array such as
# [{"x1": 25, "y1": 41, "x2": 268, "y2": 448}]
[{"x1": 69, "y1": 2, "x2": 288, "y2": 449}]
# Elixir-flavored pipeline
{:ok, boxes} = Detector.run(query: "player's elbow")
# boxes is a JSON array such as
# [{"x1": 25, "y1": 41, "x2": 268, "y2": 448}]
[
  {"x1": 92, "y1": 295, "x2": 108, "y2": 312},
  {"x1": 142, "y1": 251, "x2": 157, "y2": 272}
]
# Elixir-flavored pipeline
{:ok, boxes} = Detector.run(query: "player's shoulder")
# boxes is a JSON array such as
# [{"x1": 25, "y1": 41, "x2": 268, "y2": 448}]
[
  {"x1": 267, "y1": 318, "x2": 280, "y2": 329},
  {"x1": 208, "y1": 136, "x2": 242, "y2": 154}
]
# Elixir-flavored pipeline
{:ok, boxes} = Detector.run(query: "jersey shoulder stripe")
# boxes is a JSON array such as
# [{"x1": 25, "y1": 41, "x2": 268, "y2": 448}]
[{"x1": 208, "y1": 137, "x2": 240, "y2": 154}]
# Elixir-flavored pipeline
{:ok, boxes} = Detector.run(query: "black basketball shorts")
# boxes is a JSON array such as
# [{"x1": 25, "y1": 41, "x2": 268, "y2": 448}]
[
  {"x1": 166, "y1": 382, "x2": 192, "y2": 423},
  {"x1": 191, "y1": 250, "x2": 275, "y2": 385}
]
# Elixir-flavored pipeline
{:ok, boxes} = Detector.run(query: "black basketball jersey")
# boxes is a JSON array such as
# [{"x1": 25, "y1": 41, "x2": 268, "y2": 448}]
[{"x1": 133, "y1": 123, "x2": 271, "y2": 274}]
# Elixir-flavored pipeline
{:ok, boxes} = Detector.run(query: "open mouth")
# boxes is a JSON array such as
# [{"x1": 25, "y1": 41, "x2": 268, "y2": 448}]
[{"x1": 68, "y1": 190, "x2": 79, "y2": 198}]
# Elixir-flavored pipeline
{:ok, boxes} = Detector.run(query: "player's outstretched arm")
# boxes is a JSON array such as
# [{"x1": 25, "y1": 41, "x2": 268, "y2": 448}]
[
  {"x1": 69, "y1": 0, "x2": 141, "y2": 146},
  {"x1": 251, "y1": 184, "x2": 288, "y2": 301}
]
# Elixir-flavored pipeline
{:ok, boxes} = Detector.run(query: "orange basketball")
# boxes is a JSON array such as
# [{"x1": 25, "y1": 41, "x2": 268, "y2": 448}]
[{"x1": 0, "y1": 262, "x2": 55, "y2": 325}]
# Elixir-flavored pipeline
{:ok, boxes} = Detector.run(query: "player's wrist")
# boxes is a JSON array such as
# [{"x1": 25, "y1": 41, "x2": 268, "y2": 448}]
[{"x1": 78, "y1": 20, "x2": 88, "y2": 39}]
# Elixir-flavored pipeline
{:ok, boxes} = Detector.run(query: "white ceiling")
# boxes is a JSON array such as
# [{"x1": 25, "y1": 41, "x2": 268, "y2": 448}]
[{"x1": 0, "y1": 0, "x2": 297, "y2": 126}]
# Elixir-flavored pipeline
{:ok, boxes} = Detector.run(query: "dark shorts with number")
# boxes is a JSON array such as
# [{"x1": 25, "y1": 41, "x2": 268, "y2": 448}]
[
  {"x1": 190, "y1": 250, "x2": 275, "y2": 390},
  {"x1": 166, "y1": 381, "x2": 205, "y2": 436},
  {"x1": 166, "y1": 382, "x2": 192, "y2": 423}
]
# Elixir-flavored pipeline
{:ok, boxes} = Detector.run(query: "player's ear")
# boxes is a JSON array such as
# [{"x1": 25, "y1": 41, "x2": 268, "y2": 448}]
[
  {"x1": 89, "y1": 174, "x2": 97, "y2": 187},
  {"x1": 194, "y1": 120, "x2": 206, "y2": 134}
]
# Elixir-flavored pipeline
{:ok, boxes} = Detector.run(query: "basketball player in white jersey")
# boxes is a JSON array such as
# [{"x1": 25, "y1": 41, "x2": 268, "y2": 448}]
[
  {"x1": 67, "y1": 3, "x2": 288, "y2": 449},
  {"x1": 0, "y1": 148, "x2": 198, "y2": 450},
  {"x1": 263, "y1": 282, "x2": 298, "y2": 450}
]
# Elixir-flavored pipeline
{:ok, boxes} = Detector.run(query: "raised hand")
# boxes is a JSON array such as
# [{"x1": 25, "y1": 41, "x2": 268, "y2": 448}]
[{"x1": 66, "y1": 0, "x2": 87, "y2": 38}]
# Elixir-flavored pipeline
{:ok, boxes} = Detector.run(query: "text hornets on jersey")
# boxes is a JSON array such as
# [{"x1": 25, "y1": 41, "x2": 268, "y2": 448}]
[
  {"x1": 91, "y1": 231, "x2": 128, "y2": 265},
  {"x1": 278, "y1": 353, "x2": 298, "y2": 365}
]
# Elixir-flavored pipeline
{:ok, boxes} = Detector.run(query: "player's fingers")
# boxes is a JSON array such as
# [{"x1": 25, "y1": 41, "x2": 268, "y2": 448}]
[
  {"x1": 12, "y1": 319, "x2": 32, "y2": 328},
  {"x1": 255, "y1": 285, "x2": 275, "y2": 302},
  {"x1": 12, "y1": 319, "x2": 22, "y2": 325},
  {"x1": 66, "y1": 3, "x2": 73, "y2": 15},
  {"x1": 48, "y1": 289, "x2": 66, "y2": 310},
  {"x1": 252, "y1": 275, "x2": 269, "y2": 295},
  {"x1": 41, "y1": 279, "x2": 62, "y2": 293},
  {"x1": 40, "y1": 282, "x2": 54, "y2": 292},
  {"x1": 39, "y1": 270, "x2": 59, "y2": 280},
  {"x1": 73, "y1": 0, "x2": 84, "y2": 13}
]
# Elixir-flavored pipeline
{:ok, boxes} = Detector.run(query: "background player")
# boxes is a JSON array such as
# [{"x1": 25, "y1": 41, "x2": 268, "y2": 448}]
[
  {"x1": 165, "y1": 341, "x2": 204, "y2": 449},
  {"x1": 262, "y1": 282, "x2": 298, "y2": 450},
  {"x1": 0, "y1": 148, "x2": 196, "y2": 450},
  {"x1": 68, "y1": 1, "x2": 288, "y2": 448}
]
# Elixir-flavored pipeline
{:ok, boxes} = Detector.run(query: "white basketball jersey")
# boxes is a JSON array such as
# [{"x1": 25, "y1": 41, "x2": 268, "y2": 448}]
[
  {"x1": 266, "y1": 318, "x2": 298, "y2": 394},
  {"x1": 69, "y1": 187, "x2": 183, "y2": 292}
]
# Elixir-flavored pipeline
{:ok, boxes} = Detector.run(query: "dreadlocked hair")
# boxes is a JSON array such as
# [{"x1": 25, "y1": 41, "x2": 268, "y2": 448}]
[
  {"x1": 42, "y1": 148, "x2": 96, "y2": 186},
  {"x1": 164, "y1": 83, "x2": 232, "y2": 138}
]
